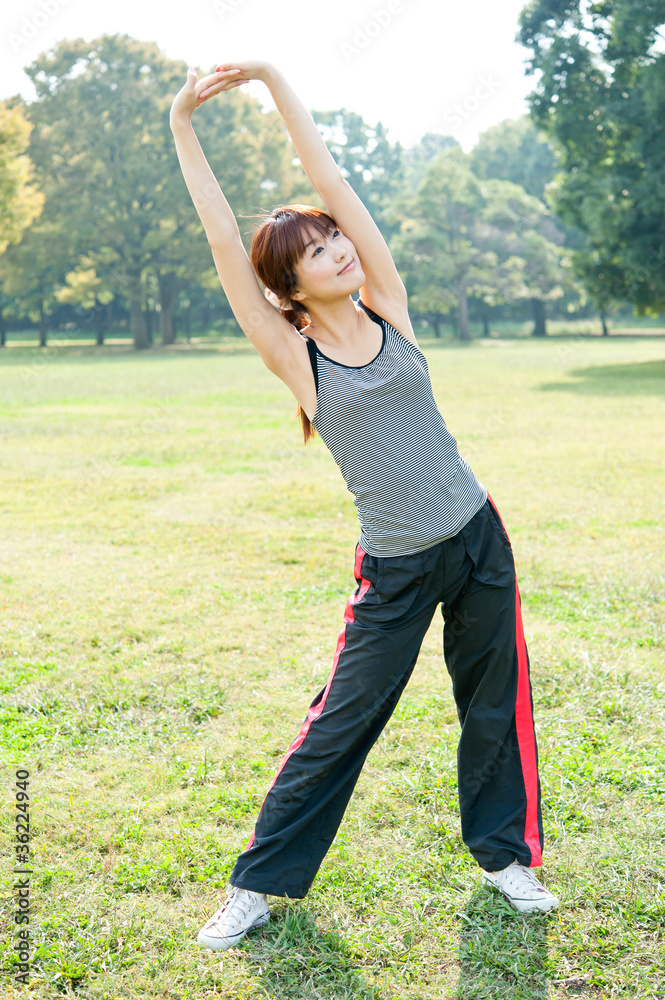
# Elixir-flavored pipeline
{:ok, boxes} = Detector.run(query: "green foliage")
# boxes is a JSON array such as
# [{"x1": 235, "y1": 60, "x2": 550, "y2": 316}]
[
  {"x1": 1, "y1": 24, "x2": 660, "y2": 349},
  {"x1": 469, "y1": 116, "x2": 556, "y2": 202},
  {"x1": 0, "y1": 102, "x2": 44, "y2": 256},
  {"x1": 401, "y1": 132, "x2": 460, "y2": 189},
  {"x1": 2, "y1": 34, "x2": 302, "y2": 348},
  {"x1": 313, "y1": 109, "x2": 404, "y2": 236},
  {"x1": 518, "y1": 0, "x2": 665, "y2": 315},
  {"x1": 391, "y1": 149, "x2": 573, "y2": 337}
]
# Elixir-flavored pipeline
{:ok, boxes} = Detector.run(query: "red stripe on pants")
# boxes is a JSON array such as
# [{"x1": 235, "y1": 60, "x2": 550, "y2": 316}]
[
  {"x1": 487, "y1": 495, "x2": 542, "y2": 866},
  {"x1": 243, "y1": 545, "x2": 371, "y2": 852},
  {"x1": 513, "y1": 581, "x2": 542, "y2": 865}
]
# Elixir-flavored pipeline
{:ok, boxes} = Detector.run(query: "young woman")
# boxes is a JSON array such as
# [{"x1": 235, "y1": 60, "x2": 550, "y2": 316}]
[{"x1": 170, "y1": 60, "x2": 558, "y2": 951}]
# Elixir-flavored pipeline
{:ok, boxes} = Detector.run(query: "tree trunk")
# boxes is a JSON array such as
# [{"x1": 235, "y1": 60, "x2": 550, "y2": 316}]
[
  {"x1": 185, "y1": 304, "x2": 192, "y2": 343},
  {"x1": 0, "y1": 305, "x2": 6, "y2": 347},
  {"x1": 38, "y1": 298, "x2": 47, "y2": 347},
  {"x1": 531, "y1": 298, "x2": 547, "y2": 337},
  {"x1": 431, "y1": 316, "x2": 441, "y2": 338},
  {"x1": 130, "y1": 290, "x2": 150, "y2": 350},
  {"x1": 145, "y1": 306, "x2": 154, "y2": 345},
  {"x1": 482, "y1": 315, "x2": 490, "y2": 338},
  {"x1": 94, "y1": 297, "x2": 105, "y2": 346},
  {"x1": 201, "y1": 298, "x2": 211, "y2": 334},
  {"x1": 600, "y1": 310, "x2": 609, "y2": 336},
  {"x1": 457, "y1": 284, "x2": 471, "y2": 341},
  {"x1": 158, "y1": 272, "x2": 180, "y2": 345}
]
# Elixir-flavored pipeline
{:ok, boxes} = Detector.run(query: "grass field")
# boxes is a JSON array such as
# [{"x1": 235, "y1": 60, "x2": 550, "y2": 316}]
[{"x1": 1, "y1": 331, "x2": 664, "y2": 999}]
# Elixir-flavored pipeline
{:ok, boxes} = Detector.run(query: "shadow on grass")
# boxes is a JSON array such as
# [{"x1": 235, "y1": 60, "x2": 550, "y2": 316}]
[
  {"x1": 541, "y1": 359, "x2": 665, "y2": 396},
  {"x1": 243, "y1": 903, "x2": 381, "y2": 1000},
  {"x1": 455, "y1": 889, "x2": 550, "y2": 1000},
  {"x1": 0, "y1": 342, "x2": 256, "y2": 364}
]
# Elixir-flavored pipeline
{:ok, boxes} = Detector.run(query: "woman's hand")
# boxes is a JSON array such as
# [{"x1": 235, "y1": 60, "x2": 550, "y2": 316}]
[
  {"x1": 170, "y1": 65, "x2": 255, "y2": 123},
  {"x1": 197, "y1": 60, "x2": 276, "y2": 101}
]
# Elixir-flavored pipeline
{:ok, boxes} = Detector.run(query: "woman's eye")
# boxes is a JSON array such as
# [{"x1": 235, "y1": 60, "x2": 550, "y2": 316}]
[{"x1": 312, "y1": 231, "x2": 339, "y2": 256}]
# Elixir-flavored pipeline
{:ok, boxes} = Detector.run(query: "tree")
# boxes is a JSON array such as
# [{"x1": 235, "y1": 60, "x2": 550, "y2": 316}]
[
  {"x1": 393, "y1": 149, "x2": 572, "y2": 338},
  {"x1": 392, "y1": 148, "x2": 489, "y2": 340},
  {"x1": 469, "y1": 116, "x2": 556, "y2": 201},
  {"x1": 54, "y1": 260, "x2": 114, "y2": 345},
  {"x1": 518, "y1": 0, "x2": 665, "y2": 316},
  {"x1": 2, "y1": 218, "x2": 74, "y2": 346},
  {"x1": 401, "y1": 132, "x2": 460, "y2": 189},
  {"x1": 19, "y1": 33, "x2": 300, "y2": 349},
  {"x1": 478, "y1": 178, "x2": 576, "y2": 335},
  {"x1": 0, "y1": 101, "x2": 45, "y2": 344},
  {"x1": 313, "y1": 109, "x2": 404, "y2": 236},
  {"x1": 0, "y1": 102, "x2": 44, "y2": 256}
]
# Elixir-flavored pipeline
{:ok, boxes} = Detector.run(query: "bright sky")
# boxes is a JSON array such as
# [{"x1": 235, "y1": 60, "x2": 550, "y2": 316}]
[{"x1": 0, "y1": 0, "x2": 538, "y2": 150}]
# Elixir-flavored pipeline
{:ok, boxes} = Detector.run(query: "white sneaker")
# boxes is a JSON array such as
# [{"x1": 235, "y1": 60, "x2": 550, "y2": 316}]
[
  {"x1": 197, "y1": 885, "x2": 270, "y2": 951},
  {"x1": 482, "y1": 860, "x2": 559, "y2": 913}
]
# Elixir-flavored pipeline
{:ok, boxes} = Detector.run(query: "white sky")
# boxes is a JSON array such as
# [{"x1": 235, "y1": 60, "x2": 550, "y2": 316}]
[{"x1": 0, "y1": 0, "x2": 538, "y2": 150}]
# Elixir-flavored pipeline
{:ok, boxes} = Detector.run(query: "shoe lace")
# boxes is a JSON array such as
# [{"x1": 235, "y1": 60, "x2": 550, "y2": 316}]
[
  {"x1": 214, "y1": 887, "x2": 256, "y2": 927},
  {"x1": 505, "y1": 863, "x2": 549, "y2": 895}
]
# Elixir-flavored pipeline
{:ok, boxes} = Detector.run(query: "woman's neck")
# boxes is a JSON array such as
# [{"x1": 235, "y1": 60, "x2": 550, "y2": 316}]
[{"x1": 303, "y1": 295, "x2": 363, "y2": 347}]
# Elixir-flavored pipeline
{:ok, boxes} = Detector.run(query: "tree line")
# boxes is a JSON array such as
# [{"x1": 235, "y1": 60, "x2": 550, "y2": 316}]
[{"x1": 0, "y1": 7, "x2": 663, "y2": 350}]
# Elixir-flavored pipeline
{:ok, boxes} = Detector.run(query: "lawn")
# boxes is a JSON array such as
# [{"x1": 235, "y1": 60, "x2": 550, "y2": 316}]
[{"x1": 0, "y1": 332, "x2": 664, "y2": 999}]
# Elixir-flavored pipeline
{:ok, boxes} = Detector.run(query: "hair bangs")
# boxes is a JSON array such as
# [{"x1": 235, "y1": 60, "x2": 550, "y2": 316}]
[{"x1": 271, "y1": 206, "x2": 336, "y2": 266}]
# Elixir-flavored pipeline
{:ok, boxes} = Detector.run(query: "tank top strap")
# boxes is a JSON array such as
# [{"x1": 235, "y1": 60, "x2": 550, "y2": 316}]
[
  {"x1": 357, "y1": 298, "x2": 385, "y2": 327},
  {"x1": 304, "y1": 335, "x2": 319, "y2": 393}
]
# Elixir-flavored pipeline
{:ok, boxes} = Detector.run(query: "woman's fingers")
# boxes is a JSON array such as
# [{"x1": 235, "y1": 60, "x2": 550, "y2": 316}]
[
  {"x1": 197, "y1": 68, "x2": 244, "y2": 101},
  {"x1": 198, "y1": 78, "x2": 248, "y2": 103}
]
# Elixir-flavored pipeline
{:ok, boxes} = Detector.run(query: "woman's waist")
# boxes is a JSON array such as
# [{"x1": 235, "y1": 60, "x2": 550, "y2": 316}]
[{"x1": 357, "y1": 484, "x2": 488, "y2": 557}]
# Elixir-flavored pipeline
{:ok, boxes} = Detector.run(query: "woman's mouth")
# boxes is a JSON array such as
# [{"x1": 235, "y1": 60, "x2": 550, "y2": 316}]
[{"x1": 338, "y1": 260, "x2": 355, "y2": 276}]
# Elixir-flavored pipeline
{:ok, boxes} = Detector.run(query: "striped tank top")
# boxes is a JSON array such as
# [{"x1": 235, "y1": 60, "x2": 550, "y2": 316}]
[{"x1": 307, "y1": 299, "x2": 487, "y2": 558}]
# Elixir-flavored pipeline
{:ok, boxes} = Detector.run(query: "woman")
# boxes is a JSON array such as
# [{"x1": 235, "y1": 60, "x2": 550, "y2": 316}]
[{"x1": 169, "y1": 60, "x2": 558, "y2": 951}]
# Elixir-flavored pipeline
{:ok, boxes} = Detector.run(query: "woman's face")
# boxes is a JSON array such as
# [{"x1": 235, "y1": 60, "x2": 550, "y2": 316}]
[{"x1": 292, "y1": 226, "x2": 365, "y2": 306}]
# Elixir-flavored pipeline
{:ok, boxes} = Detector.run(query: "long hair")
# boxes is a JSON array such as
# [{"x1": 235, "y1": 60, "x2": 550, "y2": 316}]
[{"x1": 250, "y1": 205, "x2": 337, "y2": 443}]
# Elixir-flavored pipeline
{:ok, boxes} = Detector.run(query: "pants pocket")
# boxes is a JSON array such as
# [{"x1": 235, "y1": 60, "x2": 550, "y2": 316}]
[
  {"x1": 486, "y1": 498, "x2": 513, "y2": 550},
  {"x1": 358, "y1": 551, "x2": 425, "y2": 624},
  {"x1": 461, "y1": 503, "x2": 515, "y2": 591}
]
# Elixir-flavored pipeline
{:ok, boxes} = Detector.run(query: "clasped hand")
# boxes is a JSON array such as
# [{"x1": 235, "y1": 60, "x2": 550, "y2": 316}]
[{"x1": 170, "y1": 61, "x2": 273, "y2": 120}]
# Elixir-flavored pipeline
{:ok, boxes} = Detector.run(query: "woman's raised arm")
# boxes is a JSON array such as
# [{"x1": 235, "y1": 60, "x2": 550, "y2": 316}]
[
  {"x1": 201, "y1": 62, "x2": 408, "y2": 315},
  {"x1": 169, "y1": 67, "x2": 301, "y2": 373}
]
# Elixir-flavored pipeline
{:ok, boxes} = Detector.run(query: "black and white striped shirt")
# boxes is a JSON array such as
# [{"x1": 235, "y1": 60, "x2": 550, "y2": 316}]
[{"x1": 308, "y1": 299, "x2": 487, "y2": 558}]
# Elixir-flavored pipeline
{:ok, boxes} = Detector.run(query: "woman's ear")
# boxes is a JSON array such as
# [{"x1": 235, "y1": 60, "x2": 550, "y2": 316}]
[{"x1": 264, "y1": 289, "x2": 289, "y2": 311}]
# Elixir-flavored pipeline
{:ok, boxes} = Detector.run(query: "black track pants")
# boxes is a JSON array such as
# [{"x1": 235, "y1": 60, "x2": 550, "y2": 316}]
[{"x1": 230, "y1": 496, "x2": 544, "y2": 898}]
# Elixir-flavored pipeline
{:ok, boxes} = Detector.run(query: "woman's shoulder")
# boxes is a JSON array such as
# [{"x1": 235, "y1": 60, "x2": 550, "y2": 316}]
[{"x1": 356, "y1": 296, "x2": 418, "y2": 348}]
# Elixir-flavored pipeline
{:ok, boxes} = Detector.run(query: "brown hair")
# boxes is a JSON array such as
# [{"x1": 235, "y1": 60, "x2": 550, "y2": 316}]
[{"x1": 250, "y1": 205, "x2": 337, "y2": 443}]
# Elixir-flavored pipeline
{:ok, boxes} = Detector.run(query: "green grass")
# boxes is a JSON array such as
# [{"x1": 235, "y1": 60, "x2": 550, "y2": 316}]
[{"x1": 0, "y1": 332, "x2": 664, "y2": 998}]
